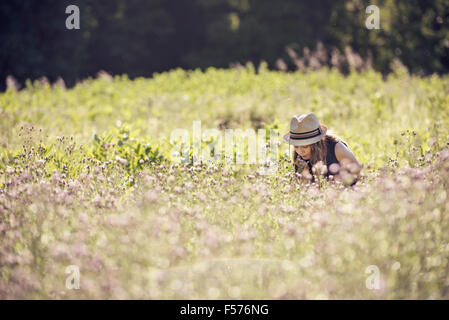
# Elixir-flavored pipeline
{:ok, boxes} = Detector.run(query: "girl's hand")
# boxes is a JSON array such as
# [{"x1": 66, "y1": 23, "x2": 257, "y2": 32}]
[{"x1": 294, "y1": 158, "x2": 308, "y2": 173}]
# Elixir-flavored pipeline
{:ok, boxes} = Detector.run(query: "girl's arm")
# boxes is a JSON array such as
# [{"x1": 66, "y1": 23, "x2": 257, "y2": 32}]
[{"x1": 335, "y1": 141, "x2": 362, "y2": 175}]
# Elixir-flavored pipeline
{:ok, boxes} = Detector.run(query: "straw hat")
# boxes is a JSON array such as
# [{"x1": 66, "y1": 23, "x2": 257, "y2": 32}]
[{"x1": 283, "y1": 112, "x2": 328, "y2": 146}]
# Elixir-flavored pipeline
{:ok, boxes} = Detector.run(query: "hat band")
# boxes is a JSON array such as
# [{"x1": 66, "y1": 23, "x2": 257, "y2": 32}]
[{"x1": 289, "y1": 127, "x2": 322, "y2": 140}]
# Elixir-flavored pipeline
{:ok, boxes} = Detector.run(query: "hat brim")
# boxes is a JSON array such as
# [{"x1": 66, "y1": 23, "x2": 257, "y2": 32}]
[{"x1": 283, "y1": 124, "x2": 327, "y2": 146}]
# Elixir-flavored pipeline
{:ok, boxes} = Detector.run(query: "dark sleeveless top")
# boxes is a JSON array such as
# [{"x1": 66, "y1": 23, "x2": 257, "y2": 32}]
[
  {"x1": 297, "y1": 138, "x2": 357, "y2": 185},
  {"x1": 324, "y1": 138, "x2": 342, "y2": 176}
]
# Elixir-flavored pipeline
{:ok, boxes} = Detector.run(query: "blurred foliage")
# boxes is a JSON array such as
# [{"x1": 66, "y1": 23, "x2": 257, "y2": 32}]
[
  {"x1": 1, "y1": 68, "x2": 448, "y2": 170},
  {"x1": 0, "y1": 69, "x2": 449, "y2": 299},
  {"x1": 1, "y1": 0, "x2": 448, "y2": 89},
  {"x1": 92, "y1": 124, "x2": 165, "y2": 176},
  {"x1": 1, "y1": 127, "x2": 449, "y2": 299}
]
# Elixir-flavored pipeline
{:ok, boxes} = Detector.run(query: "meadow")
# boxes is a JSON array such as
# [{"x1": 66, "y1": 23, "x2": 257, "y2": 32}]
[{"x1": 0, "y1": 66, "x2": 448, "y2": 299}]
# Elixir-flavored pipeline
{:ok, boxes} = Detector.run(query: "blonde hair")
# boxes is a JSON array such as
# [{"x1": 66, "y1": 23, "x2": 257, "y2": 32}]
[{"x1": 292, "y1": 129, "x2": 344, "y2": 172}]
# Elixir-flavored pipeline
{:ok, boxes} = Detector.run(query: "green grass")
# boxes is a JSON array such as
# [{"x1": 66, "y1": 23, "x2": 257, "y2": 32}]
[{"x1": 0, "y1": 67, "x2": 448, "y2": 299}]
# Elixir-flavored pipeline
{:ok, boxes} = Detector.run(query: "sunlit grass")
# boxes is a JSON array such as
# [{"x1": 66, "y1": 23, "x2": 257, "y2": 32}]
[{"x1": 0, "y1": 68, "x2": 448, "y2": 299}]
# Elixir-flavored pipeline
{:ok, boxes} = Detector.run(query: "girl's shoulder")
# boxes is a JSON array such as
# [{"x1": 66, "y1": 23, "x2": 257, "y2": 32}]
[{"x1": 334, "y1": 140, "x2": 357, "y2": 163}]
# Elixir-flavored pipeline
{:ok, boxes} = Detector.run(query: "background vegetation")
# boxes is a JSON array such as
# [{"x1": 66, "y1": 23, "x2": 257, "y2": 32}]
[
  {"x1": 1, "y1": 0, "x2": 449, "y2": 89},
  {"x1": 1, "y1": 0, "x2": 449, "y2": 300},
  {"x1": 1, "y1": 68, "x2": 448, "y2": 298}
]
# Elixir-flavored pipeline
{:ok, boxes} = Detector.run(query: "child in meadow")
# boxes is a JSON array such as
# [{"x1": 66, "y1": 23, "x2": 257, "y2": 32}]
[{"x1": 283, "y1": 112, "x2": 361, "y2": 185}]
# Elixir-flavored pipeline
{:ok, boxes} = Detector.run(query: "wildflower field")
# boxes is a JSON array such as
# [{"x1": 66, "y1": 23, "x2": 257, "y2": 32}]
[{"x1": 1, "y1": 67, "x2": 449, "y2": 299}]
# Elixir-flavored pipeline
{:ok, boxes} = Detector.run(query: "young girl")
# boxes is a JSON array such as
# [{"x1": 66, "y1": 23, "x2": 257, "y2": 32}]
[{"x1": 283, "y1": 112, "x2": 361, "y2": 185}]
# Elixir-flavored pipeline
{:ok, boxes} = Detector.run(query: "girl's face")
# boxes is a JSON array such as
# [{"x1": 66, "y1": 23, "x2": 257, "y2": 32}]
[{"x1": 294, "y1": 144, "x2": 312, "y2": 160}]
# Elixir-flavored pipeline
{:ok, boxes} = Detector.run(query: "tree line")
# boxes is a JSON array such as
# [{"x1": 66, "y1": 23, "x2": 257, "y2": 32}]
[{"x1": 1, "y1": 0, "x2": 448, "y2": 89}]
